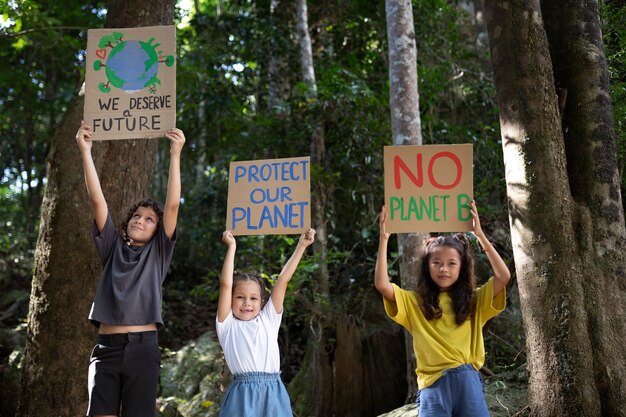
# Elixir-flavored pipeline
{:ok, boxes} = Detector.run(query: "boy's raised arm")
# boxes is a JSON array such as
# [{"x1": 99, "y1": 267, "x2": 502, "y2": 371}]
[
  {"x1": 163, "y1": 128, "x2": 186, "y2": 240},
  {"x1": 76, "y1": 122, "x2": 108, "y2": 232}
]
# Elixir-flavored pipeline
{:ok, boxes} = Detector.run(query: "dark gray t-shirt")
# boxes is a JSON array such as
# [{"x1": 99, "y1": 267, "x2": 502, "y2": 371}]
[{"x1": 89, "y1": 214, "x2": 176, "y2": 328}]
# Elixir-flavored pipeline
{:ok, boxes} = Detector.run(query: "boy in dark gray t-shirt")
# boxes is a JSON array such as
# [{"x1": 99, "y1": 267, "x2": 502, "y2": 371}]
[
  {"x1": 76, "y1": 121, "x2": 185, "y2": 417},
  {"x1": 89, "y1": 211, "x2": 176, "y2": 328}
]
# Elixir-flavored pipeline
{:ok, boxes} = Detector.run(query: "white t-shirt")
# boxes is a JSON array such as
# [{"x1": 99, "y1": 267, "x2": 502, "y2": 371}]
[{"x1": 216, "y1": 299, "x2": 282, "y2": 375}]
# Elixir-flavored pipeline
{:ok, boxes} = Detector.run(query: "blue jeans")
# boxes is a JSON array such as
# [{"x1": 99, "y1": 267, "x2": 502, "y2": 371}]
[{"x1": 416, "y1": 364, "x2": 489, "y2": 417}]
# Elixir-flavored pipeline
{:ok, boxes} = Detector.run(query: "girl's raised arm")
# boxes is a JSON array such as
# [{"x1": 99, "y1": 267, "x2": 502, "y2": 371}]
[
  {"x1": 470, "y1": 200, "x2": 511, "y2": 296},
  {"x1": 271, "y1": 229, "x2": 315, "y2": 314},
  {"x1": 374, "y1": 206, "x2": 395, "y2": 302},
  {"x1": 218, "y1": 230, "x2": 236, "y2": 323}
]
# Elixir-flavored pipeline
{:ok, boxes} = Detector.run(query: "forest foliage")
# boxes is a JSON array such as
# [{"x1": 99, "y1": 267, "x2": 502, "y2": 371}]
[{"x1": 0, "y1": 0, "x2": 624, "y2": 412}]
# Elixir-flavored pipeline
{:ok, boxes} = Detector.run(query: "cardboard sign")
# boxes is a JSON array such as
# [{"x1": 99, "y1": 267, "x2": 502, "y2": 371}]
[
  {"x1": 84, "y1": 25, "x2": 176, "y2": 140},
  {"x1": 384, "y1": 144, "x2": 473, "y2": 233},
  {"x1": 226, "y1": 157, "x2": 311, "y2": 236}
]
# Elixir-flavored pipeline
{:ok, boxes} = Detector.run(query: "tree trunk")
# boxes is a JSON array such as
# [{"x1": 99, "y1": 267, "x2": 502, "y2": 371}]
[
  {"x1": 290, "y1": 2, "x2": 405, "y2": 415},
  {"x1": 332, "y1": 314, "x2": 407, "y2": 417},
  {"x1": 484, "y1": 0, "x2": 626, "y2": 415},
  {"x1": 290, "y1": 1, "x2": 333, "y2": 415},
  {"x1": 267, "y1": 0, "x2": 291, "y2": 113},
  {"x1": 385, "y1": 0, "x2": 428, "y2": 400},
  {"x1": 17, "y1": 2, "x2": 175, "y2": 417},
  {"x1": 290, "y1": 309, "x2": 408, "y2": 417},
  {"x1": 541, "y1": 1, "x2": 626, "y2": 414},
  {"x1": 296, "y1": 0, "x2": 328, "y2": 295}
]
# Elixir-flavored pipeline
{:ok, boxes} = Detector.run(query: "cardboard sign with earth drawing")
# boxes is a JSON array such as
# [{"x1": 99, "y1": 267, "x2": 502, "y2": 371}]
[{"x1": 83, "y1": 25, "x2": 176, "y2": 140}]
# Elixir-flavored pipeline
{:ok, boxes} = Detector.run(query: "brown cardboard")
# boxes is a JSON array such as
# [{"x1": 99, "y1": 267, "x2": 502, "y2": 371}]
[
  {"x1": 226, "y1": 156, "x2": 311, "y2": 236},
  {"x1": 384, "y1": 144, "x2": 473, "y2": 233},
  {"x1": 84, "y1": 25, "x2": 176, "y2": 140}
]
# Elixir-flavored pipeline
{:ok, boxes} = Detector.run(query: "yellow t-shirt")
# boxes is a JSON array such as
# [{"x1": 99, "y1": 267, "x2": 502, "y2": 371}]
[{"x1": 383, "y1": 277, "x2": 505, "y2": 389}]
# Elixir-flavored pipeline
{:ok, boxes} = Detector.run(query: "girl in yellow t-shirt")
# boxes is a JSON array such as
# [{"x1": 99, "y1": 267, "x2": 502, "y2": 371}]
[{"x1": 374, "y1": 200, "x2": 510, "y2": 417}]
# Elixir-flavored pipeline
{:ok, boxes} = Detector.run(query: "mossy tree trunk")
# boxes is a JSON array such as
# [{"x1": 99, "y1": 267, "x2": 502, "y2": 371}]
[
  {"x1": 17, "y1": 2, "x2": 175, "y2": 416},
  {"x1": 484, "y1": 1, "x2": 626, "y2": 415}
]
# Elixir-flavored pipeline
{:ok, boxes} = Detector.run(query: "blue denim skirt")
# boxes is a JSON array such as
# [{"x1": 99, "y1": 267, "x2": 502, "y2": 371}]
[{"x1": 219, "y1": 372, "x2": 293, "y2": 417}]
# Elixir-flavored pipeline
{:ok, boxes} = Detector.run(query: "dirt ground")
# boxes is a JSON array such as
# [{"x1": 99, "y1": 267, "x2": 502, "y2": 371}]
[{"x1": 483, "y1": 372, "x2": 529, "y2": 417}]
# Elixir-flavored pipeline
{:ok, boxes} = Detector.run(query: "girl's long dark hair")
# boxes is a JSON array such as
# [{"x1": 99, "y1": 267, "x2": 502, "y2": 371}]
[
  {"x1": 233, "y1": 271, "x2": 270, "y2": 308},
  {"x1": 416, "y1": 234, "x2": 477, "y2": 325},
  {"x1": 119, "y1": 198, "x2": 163, "y2": 244}
]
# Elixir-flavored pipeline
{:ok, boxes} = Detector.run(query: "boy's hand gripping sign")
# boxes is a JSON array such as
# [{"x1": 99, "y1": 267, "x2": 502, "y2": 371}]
[
  {"x1": 384, "y1": 144, "x2": 473, "y2": 233},
  {"x1": 83, "y1": 25, "x2": 176, "y2": 140},
  {"x1": 226, "y1": 157, "x2": 311, "y2": 236}
]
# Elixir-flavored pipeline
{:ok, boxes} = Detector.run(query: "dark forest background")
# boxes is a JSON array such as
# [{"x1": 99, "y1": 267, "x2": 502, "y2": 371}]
[{"x1": 0, "y1": 0, "x2": 624, "y2": 416}]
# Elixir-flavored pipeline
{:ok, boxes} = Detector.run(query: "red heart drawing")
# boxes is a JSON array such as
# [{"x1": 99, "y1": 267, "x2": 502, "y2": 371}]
[{"x1": 96, "y1": 49, "x2": 107, "y2": 60}]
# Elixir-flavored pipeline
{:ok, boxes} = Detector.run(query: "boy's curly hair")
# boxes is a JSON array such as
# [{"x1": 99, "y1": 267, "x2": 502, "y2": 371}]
[
  {"x1": 119, "y1": 198, "x2": 163, "y2": 244},
  {"x1": 416, "y1": 234, "x2": 477, "y2": 325},
  {"x1": 233, "y1": 271, "x2": 270, "y2": 307}
]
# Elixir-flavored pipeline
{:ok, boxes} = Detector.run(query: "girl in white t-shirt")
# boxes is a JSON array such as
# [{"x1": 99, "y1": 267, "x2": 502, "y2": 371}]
[{"x1": 217, "y1": 228, "x2": 315, "y2": 417}]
